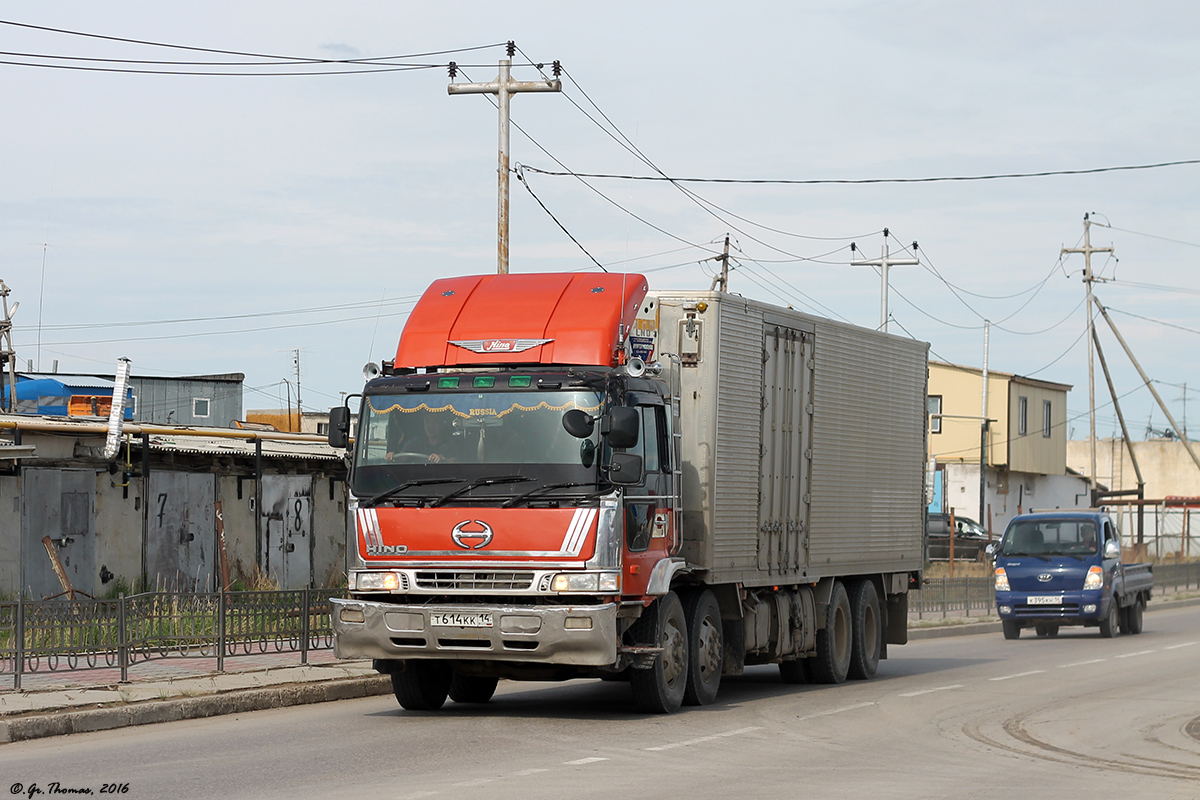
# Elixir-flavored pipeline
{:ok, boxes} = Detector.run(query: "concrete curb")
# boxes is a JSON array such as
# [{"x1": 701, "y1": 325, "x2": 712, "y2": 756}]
[{"x1": 0, "y1": 675, "x2": 392, "y2": 744}]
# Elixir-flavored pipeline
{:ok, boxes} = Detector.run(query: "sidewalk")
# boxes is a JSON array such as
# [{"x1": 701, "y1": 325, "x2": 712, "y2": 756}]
[{"x1": 3, "y1": 593, "x2": 1197, "y2": 745}]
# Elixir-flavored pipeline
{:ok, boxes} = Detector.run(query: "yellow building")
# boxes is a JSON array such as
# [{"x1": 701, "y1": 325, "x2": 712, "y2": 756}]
[{"x1": 928, "y1": 361, "x2": 1083, "y2": 535}]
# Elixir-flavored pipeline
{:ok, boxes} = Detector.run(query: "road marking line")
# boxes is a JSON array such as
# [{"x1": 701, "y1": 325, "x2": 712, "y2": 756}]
[
  {"x1": 795, "y1": 702, "x2": 876, "y2": 722},
  {"x1": 645, "y1": 726, "x2": 763, "y2": 752},
  {"x1": 989, "y1": 670, "x2": 1046, "y2": 682},
  {"x1": 401, "y1": 793, "x2": 438, "y2": 800},
  {"x1": 451, "y1": 779, "x2": 495, "y2": 788},
  {"x1": 1058, "y1": 658, "x2": 1106, "y2": 668},
  {"x1": 563, "y1": 757, "x2": 609, "y2": 765},
  {"x1": 1165, "y1": 641, "x2": 1197, "y2": 650},
  {"x1": 898, "y1": 684, "x2": 963, "y2": 697},
  {"x1": 511, "y1": 769, "x2": 551, "y2": 776},
  {"x1": 1115, "y1": 650, "x2": 1155, "y2": 658}
]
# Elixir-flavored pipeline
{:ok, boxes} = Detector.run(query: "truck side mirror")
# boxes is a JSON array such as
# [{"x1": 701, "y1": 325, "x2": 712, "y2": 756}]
[
  {"x1": 608, "y1": 452, "x2": 644, "y2": 485},
  {"x1": 562, "y1": 409, "x2": 595, "y2": 438},
  {"x1": 1103, "y1": 540, "x2": 1120, "y2": 560},
  {"x1": 604, "y1": 407, "x2": 640, "y2": 449},
  {"x1": 328, "y1": 406, "x2": 351, "y2": 449}
]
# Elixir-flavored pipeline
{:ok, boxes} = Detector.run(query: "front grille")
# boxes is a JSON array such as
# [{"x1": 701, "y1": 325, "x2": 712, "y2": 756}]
[
  {"x1": 414, "y1": 571, "x2": 535, "y2": 591},
  {"x1": 1015, "y1": 603, "x2": 1081, "y2": 615}
]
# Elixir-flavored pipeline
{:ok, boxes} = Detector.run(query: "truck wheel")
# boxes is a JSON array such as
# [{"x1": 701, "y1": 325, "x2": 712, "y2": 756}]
[
  {"x1": 779, "y1": 658, "x2": 811, "y2": 684},
  {"x1": 1127, "y1": 598, "x2": 1144, "y2": 635},
  {"x1": 1099, "y1": 597, "x2": 1121, "y2": 638},
  {"x1": 1002, "y1": 621, "x2": 1021, "y2": 640},
  {"x1": 629, "y1": 592, "x2": 689, "y2": 713},
  {"x1": 391, "y1": 661, "x2": 452, "y2": 710},
  {"x1": 811, "y1": 580, "x2": 852, "y2": 684},
  {"x1": 448, "y1": 673, "x2": 499, "y2": 704},
  {"x1": 682, "y1": 589, "x2": 723, "y2": 706},
  {"x1": 848, "y1": 580, "x2": 881, "y2": 680}
]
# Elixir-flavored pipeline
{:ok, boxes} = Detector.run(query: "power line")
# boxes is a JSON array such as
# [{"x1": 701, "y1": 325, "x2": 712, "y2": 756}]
[{"x1": 519, "y1": 158, "x2": 1200, "y2": 186}]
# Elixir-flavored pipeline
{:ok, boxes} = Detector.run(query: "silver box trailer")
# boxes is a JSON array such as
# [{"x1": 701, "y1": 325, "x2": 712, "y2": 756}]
[{"x1": 651, "y1": 291, "x2": 929, "y2": 586}]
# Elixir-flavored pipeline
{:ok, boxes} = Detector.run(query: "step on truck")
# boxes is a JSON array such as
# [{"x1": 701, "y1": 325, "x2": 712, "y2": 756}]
[
  {"x1": 991, "y1": 510, "x2": 1154, "y2": 639},
  {"x1": 327, "y1": 272, "x2": 929, "y2": 712}
]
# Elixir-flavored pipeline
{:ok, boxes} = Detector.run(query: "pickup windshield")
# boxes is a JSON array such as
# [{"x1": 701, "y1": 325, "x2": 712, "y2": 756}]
[
  {"x1": 1001, "y1": 519, "x2": 1099, "y2": 557},
  {"x1": 351, "y1": 388, "x2": 605, "y2": 501}
]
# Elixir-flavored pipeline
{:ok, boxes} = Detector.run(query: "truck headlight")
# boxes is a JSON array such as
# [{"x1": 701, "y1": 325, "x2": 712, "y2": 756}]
[
  {"x1": 355, "y1": 571, "x2": 400, "y2": 591},
  {"x1": 551, "y1": 572, "x2": 620, "y2": 593},
  {"x1": 994, "y1": 567, "x2": 1010, "y2": 592},
  {"x1": 1083, "y1": 565, "x2": 1103, "y2": 591}
]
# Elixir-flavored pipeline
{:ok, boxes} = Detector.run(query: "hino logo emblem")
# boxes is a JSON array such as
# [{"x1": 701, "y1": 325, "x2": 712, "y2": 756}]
[
  {"x1": 1037, "y1": 573, "x2": 1053, "y2": 582},
  {"x1": 449, "y1": 338, "x2": 553, "y2": 354},
  {"x1": 452, "y1": 520, "x2": 494, "y2": 549}
]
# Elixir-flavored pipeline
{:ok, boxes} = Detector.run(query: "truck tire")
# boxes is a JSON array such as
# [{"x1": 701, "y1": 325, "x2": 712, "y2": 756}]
[
  {"x1": 1127, "y1": 598, "x2": 1145, "y2": 635},
  {"x1": 682, "y1": 589, "x2": 723, "y2": 706},
  {"x1": 1002, "y1": 620, "x2": 1021, "y2": 640},
  {"x1": 1099, "y1": 597, "x2": 1121, "y2": 638},
  {"x1": 847, "y1": 580, "x2": 882, "y2": 680},
  {"x1": 391, "y1": 660, "x2": 452, "y2": 710},
  {"x1": 449, "y1": 673, "x2": 499, "y2": 704},
  {"x1": 779, "y1": 658, "x2": 811, "y2": 684},
  {"x1": 811, "y1": 581, "x2": 852, "y2": 684},
  {"x1": 629, "y1": 592, "x2": 689, "y2": 713}
]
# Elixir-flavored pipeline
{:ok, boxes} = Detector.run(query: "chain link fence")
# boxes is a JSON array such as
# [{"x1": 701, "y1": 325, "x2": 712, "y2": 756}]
[{"x1": 0, "y1": 589, "x2": 337, "y2": 691}]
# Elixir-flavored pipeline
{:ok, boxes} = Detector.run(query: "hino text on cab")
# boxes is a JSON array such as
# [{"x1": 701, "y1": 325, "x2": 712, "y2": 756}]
[{"x1": 327, "y1": 272, "x2": 929, "y2": 713}]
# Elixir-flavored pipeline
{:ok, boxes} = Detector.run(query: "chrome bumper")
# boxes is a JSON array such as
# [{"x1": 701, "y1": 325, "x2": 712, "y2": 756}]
[{"x1": 331, "y1": 597, "x2": 619, "y2": 666}]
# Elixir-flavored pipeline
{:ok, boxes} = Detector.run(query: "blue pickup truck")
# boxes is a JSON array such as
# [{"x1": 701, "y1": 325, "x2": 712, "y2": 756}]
[{"x1": 991, "y1": 511, "x2": 1153, "y2": 639}]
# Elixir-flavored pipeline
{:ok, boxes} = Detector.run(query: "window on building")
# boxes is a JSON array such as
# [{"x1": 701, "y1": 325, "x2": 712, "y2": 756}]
[
  {"x1": 928, "y1": 395, "x2": 942, "y2": 434},
  {"x1": 1043, "y1": 399, "x2": 1052, "y2": 438},
  {"x1": 193, "y1": 397, "x2": 211, "y2": 419},
  {"x1": 317, "y1": 422, "x2": 329, "y2": 435},
  {"x1": 1018, "y1": 396, "x2": 1028, "y2": 436}
]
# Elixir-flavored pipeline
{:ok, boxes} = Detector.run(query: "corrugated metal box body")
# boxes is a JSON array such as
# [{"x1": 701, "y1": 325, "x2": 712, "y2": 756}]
[
  {"x1": 130, "y1": 377, "x2": 243, "y2": 426},
  {"x1": 651, "y1": 291, "x2": 927, "y2": 587}
]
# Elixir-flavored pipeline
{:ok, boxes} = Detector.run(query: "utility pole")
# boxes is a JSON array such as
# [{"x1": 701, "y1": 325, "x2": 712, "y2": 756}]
[
  {"x1": 293, "y1": 349, "x2": 302, "y2": 432},
  {"x1": 0, "y1": 280, "x2": 18, "y2": 412},
  {"x1": 448, "y1": 42, "x2": 562, "y2": 274},
  {"x1": 980, "y1": 320, "x2": 990, "y2": 524},
  {"x1": 1061, "y1": 213, "x2": 1113, "y2": 491},
  {"x1": 850, "y1": 229, "x2": 919, "y2": 333},
  {"x1": 710, "y1": 234, "x2": 732, "y2": 292}
]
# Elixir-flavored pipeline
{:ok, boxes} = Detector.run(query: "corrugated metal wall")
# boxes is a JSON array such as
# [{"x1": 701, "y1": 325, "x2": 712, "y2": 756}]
[
  {"x1": 655, "y1": 291, "x2": 927, "y2": 586},
  {"x1": 130, "y1": 377, "x2": 243, "y2": 426}
]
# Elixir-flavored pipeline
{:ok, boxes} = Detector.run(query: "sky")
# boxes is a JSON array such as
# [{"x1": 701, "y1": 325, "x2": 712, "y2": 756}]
[{"x1": 0, "y1": 1, "x2": 1198, "y2": 439}]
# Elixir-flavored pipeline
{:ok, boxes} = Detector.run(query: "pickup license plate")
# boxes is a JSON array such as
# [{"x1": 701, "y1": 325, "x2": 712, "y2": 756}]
[
  {"x1": 429, "y1": 612, "x2": 494, "y2": 628},
  {"x1": 1026, "y1": 595, "x2": 1063, "y2": 605}
]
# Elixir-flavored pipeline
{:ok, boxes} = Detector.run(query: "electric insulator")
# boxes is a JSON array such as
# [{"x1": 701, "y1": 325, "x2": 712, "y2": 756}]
[
  {"x1": 507, "y1": 41, "x2": 516, "y2": 57},
  {"x1": 448, "y1": 61, "x2": 457, "y2": 79},
  {"x1": 552, "y1": 60, "x2": 562, "y2": 77}
]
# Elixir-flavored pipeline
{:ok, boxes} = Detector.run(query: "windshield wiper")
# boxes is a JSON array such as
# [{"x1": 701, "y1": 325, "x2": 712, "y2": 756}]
[
  {"x1": 363, "y1": 478, "x2": 464, "y2": 508},
  {"x1": 501, "y1": 481, "x2": 609, "y2": 508},
  {"x1": 429, "y1": 475, "x2": 534, "y2": 508}
]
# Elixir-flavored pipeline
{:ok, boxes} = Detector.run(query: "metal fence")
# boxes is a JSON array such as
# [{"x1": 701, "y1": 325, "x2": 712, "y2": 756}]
[
  {"x1": 911, "y1": 577, "x2": 997, "y2": 620},
  {"x1": 913, "y1": 562, "x2": 1200, "y2": 620},
  {"x1": 0, "y1": 589, "x2": 337, "y2": 691}
]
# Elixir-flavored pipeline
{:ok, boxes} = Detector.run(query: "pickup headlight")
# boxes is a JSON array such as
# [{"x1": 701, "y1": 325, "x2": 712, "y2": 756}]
[
  {"x1": 551, "y1": 572, "x2": 620, "y2": 593},
  {"x1": 1083, "y1": 565, "x2": 1103, "y2": 591},
  {"x1": 355, "y1": 571, "x2": 401, "y2": 591},
  {"x1": 994, "y1": 567, "x2": 1010, "y2": 592}
]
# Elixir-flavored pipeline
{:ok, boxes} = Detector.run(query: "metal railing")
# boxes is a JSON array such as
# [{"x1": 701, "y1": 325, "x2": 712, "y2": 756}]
[
  {"x1": 912, "y1": 563, "x2": 1199, "y2": 620},
  {"x1": 0, "y1": 589, "x2": 337, "y2": 691},
  {"x1": 911, "y1": 578, "x2": 996, "y2": 620}
]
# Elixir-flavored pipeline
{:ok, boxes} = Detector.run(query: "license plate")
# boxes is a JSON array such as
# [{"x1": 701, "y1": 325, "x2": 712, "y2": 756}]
[
  {"x1": 429, "y1": 612, "x2": 494, "y2": 628},
  {"x1": 1026, "y1": 595, "x2": 1063, "y2": 605}
]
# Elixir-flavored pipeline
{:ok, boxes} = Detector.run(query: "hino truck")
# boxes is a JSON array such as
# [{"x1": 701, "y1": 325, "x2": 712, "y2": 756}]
[{"x1": 328, "y1": 272, "x2": 929, "y2": 713}]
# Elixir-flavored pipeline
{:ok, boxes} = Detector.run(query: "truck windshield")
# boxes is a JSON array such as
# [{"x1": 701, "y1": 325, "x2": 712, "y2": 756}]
[
  {"x1": 351, "y1": 389, "x2": 605, "y2": 500},
  {"x1": 1001, "y1": 519, "x2": 1099, "y2": 557}
]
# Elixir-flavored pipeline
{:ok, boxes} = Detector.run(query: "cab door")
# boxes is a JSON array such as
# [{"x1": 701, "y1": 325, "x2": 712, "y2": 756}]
[{"x1": 622, "y1": 403, "x2": 673, "y2": 595}]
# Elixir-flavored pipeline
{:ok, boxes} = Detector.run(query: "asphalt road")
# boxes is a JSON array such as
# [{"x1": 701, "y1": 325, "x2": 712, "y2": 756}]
[{"x1": 6, "y1": 607, "x2": 1199, "y2": 800}]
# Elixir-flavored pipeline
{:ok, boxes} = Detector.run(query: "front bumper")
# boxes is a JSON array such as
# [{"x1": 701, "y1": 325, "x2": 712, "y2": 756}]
[
  {"x1": 331, "y1": 597, "x2": 619, "y2": 666},
  {"x1": 995, "y1": 590, "x2": 1107, "y2": 624}
]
